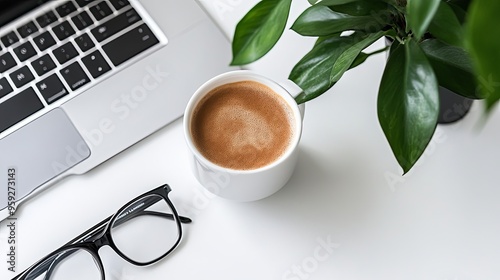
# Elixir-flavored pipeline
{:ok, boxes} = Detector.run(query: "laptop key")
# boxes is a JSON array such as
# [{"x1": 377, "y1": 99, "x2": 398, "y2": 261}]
[
  {"x1": 10, "y1": 66, "x2": 35, "y2": 88},
  {"x1": 13, "y1": 41, "x2": 37, "y2": 62},
  {"x1": 0, "y1": 77, "x2": 13, "y2": 99},
  {"x1": 17, "y1": 21, "x2": 39, "y2": 38},
  {"x1": 32, "y1": 54, "x2": 56, "y2": 76},
  {"x1": 72, "y1": 11, "x2": 94, "y2": 30},
  {"x1": 91, "y1": 8, "x2": 141, "y2": 42},
  {"x1": 103, "y1": 24, "x2": 159, "y2": 66},
  {"x1": 34, "y1": 31, "x2": 57, "y2": 51},
  {"x1": 0, "y1": 52, "x2": 17, "y2": 73},
  {"x1": 90, "y1": 1, "x2": 113, "y2": 21},
  {"x1": 53, "y1": 42, "x2": 79, "y2": 64},
  {"x1": 36, "y1": 74, "x2": 69, "y2": 104},
  {"x1": 109, "y1": 0, "x2": 130, "y2": 10},
  {"x1": 82, "y1": 50, "x2": 111, "y2": 78},
  {"x1": 61, "y1": 62, "x2": 90, "y2": 90},
  {"x1": 36, "y1": 11, "x2": 58, "y2": 28},
  {"x1": 56, "y1": 1, "x2": 77, "y2": 17},
  {"x1": 53, "y1": 21, "x2": 76, "y2": 41},
  {"x1": 75, "y1": 0, "x2": 96, "y2": 8},
  {"x1": 0, "y1": 87, "x2": 44, "y2": 134},
  {"x1": 75, "y1": 33, "x2": 95, "y2": 52},
  {"x1": 1, "y1": 31, "x2": 19, "y2": 47}
]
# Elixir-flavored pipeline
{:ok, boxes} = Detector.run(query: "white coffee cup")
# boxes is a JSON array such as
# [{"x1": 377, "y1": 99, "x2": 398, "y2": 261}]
[{"x1": 183, "y1": 70, "x2": 305, "y2": 201}]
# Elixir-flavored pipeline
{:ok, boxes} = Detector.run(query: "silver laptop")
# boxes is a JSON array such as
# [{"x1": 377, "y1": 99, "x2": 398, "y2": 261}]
[{"x1": 0, "y1": 0, "x2": 233, "y2": 221}]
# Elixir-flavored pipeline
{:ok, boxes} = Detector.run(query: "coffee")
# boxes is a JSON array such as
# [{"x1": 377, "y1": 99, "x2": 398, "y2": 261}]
[{"x1": 190, "y1": 80, "x2": 295, "y2": 170}]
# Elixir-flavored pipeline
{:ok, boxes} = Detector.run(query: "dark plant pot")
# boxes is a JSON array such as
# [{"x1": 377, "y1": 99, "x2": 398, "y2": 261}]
[{"x1": 437, "y1": 86, "x2": 473, "y2": 124}]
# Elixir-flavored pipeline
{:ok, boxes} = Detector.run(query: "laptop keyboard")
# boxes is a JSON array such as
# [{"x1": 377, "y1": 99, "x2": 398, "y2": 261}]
[{"x1": 0, "y1": 0, "x2": 160, "y2": 134}]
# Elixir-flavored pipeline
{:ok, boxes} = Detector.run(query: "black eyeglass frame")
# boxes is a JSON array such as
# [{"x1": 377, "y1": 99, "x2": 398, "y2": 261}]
[{"x1": 13, "y1": 184, "x2": 191, "y2": 280}]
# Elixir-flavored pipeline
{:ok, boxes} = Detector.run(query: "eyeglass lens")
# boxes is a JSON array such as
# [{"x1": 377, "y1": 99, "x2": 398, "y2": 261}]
[
  {"x1": 25, "y1": 248, "x2": 101, "y2": 280},
  {"x1": 111, "y1": 194, "x2": 180, "y2": 264}
]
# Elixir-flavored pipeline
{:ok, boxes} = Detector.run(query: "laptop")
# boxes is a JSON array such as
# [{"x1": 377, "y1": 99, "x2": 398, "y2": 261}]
[{"x1": 0, "y1": 0, "x2": 233, "y2": 221}]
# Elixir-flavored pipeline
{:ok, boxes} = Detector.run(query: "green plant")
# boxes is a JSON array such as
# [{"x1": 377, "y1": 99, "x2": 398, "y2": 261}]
[
  {"x1": 230, "y1": 0, "x2": 484, "y2": 174},
  {"x1": 466, "y1": 0, "x2": 500, "y2": 113}
]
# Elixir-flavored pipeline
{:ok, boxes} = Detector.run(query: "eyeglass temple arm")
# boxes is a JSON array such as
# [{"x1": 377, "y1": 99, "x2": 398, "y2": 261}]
[
  {"x1": 12, "y1": 196, "x2": 191, "y2": 280},
  {"x1": 111, "y1": 195, "x2": 192, "y2": 228}
]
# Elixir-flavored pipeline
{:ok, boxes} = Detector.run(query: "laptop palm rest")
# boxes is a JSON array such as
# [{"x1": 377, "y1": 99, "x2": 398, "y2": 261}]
[{"x1": 0, "y1": 108, "x2": 90, "y2": 214}]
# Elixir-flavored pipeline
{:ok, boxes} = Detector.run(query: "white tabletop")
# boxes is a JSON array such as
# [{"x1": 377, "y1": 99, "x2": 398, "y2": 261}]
[{"x1": 2, "y1": 1, "x2": 500, "y2": 279}]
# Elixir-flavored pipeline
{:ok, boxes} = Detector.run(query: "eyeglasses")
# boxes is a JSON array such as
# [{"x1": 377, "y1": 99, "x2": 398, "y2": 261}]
[{"x1": 13, "y1": 184, "x2": 191, "y2": 280}]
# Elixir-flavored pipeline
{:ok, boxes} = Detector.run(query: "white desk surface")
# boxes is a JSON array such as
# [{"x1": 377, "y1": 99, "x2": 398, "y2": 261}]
[{"x1": 2, "y1": 1, "x2": 500, "y2": 279}]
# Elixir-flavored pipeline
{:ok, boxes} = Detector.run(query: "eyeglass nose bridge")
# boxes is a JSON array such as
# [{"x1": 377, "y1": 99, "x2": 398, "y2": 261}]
[
  {"x1": 93, "y1": 234, "x2": 111, "y2": 248},
  {"x1": 86, "y1": 237, "x2": 110, "y2": 280},
  {"x1": 91, "y1": 228, "x2": 137, "y2": 268}
]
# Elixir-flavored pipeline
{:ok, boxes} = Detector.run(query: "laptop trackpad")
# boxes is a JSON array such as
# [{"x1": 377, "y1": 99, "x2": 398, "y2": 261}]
[{"x1": 0, "y1": 108, "x2": 90, "y2": 211}]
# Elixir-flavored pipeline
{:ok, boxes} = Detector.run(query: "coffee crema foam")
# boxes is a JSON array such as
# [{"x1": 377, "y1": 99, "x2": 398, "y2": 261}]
[{"x1": 191, "y1": 80, "x2": 295, "y2": 170}]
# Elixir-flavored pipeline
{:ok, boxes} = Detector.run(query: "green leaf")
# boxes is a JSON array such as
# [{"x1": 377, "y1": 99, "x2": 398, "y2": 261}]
[
  {"x1": 330, "y1": 31, "x2": 385, "y2": 84},
  {"x1": 329, "y1": 1, "x2": 390, "y2": 16},
  {"x1": 310, "y1": 0, "x2": 394, "y2": 6},
  {"x1": 447, "y1": 2, "x2": 467, "y2": 24},
  {"x1": 428, "y1": 1, "x2": 464, "y2": 47},
  {"x1": 350, "y1": 52, "x2": 370, "y2": 68},
  {"x1": 420, "y1": 39, "x2": 480, "y2": 99},
  {"x1": 378, "y1": 39, "x2": 439, "y2": 174},
  {"x1": 289, "y1": 34, "x2": 361, "y2": 103},
  {"x1": 231, "y1": 0, "x2": 292, "y2": 65},
  {"x1": 314, "y1": 33, "x2": 340, "y2": 46},
  {"x1": 291, "y1": 5, "x2": 390, "y2": 36},
  {"x1": 350, "y1": 46, "x2": 390, "y2": 68},
  {"x1": 447, "y1": 0, "x2": 471, "y2": 11},
  {"x1": 407, "y1": 0, "x2": 440, "y2": 40},
  {"x1": 308, "y1": 0, "x2": 359, "y2": 5},
  {"x1": 466, "y1": 0, "x2": 500, "y2": 112}
]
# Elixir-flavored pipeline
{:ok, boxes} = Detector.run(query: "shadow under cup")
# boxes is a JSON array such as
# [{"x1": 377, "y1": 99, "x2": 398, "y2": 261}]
[{"x1": 183, "y1": 71, "x2": 303, "y2": 201}]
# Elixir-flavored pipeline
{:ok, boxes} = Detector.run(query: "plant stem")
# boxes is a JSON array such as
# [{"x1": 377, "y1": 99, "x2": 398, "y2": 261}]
[
  {"x1": 396, "y1": 0, "x2": 407, "y2": 8},
  {"x1": 366, "y1": 46, "x2": 390, "y2": 56},
  {"x1": 395, "y1": 36, "x2": 405, "y2": 45}
]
